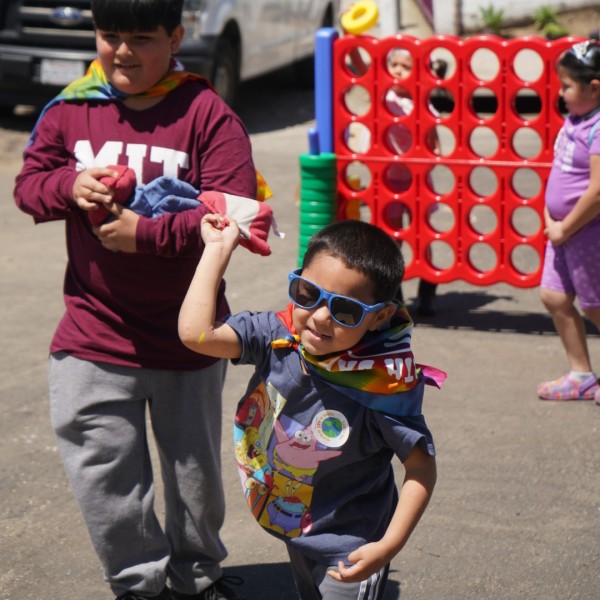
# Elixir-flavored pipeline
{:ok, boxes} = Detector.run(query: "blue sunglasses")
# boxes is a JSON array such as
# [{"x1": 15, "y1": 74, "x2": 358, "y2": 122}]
[{"x1": 288, "y1": 269, "x2": 387, "y2": 328}]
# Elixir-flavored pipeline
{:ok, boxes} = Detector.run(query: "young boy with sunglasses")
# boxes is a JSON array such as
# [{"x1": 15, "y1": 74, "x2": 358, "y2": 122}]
[{"x1": 179, "y1": 216, "x2": 444, "y2": 599}]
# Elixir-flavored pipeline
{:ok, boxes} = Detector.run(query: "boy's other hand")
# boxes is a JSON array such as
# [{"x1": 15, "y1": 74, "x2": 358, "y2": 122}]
[
  {"x1": 94, "y1": 205, "x2": 139, "y2": 252},
  {"x1": 327, "y1": 542, "x2": 390, "y2": 584},
  {"x1": 73, "y1": 167, "x2": 119, "y2": 212}
]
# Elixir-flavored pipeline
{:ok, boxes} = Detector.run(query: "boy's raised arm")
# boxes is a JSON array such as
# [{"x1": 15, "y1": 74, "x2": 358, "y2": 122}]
[{"x1": 178, "y1": 214, "x2": 242, "y2": 359}]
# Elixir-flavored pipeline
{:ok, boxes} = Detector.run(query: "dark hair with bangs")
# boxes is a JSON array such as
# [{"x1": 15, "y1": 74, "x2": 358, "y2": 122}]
[
  {"x1": 91, "y1": 0, "x2": 184, "y2": 34},
  {"x1": 301, "y1": 220, "x2": 405, "y2": 302},
  {"x1": 559, "y1": 40, "x2": 600, "y2": 85}
]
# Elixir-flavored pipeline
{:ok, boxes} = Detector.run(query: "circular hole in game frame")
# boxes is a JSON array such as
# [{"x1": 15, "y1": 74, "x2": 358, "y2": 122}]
[
  {"x1": 384, "y1": 163, "x2": 413, "y2": 194},
  {"x1": 469, "y1": 166, "x2": 498, "y2": 198},
  {"x1": 511, "y1": 244, "x2": 540, "y2": 275},
  {"x1": 469, "y1": 48, "x2": 500, "y2": 82},
  {"x1": 428, "y1": 87, "x2": 455, "y2": 117},
  {"x1": 426, "y1": 164, "x2": 456, "y2": 196},
  {"x1": 511, "y1": 206, "x2": 542, "y2": 237},
  {"x1": 468, "y1": 242, "x2": 497, "y2": 274},
  {"x1": 383, "y1": 200, "x2": 412, "y2": 230},
  {"x1": 345, "y1": 160, "x2": 372, "y2": 191},
  {"x1": 430, "y1": 125, "x2": 456, "y2": 156},
  {"x1": 344, "y1": 84, "x2": 371, "y2": 116},
  {"x1": 343, "y1": 46, "x2": 372, "y2": 77},
  {"x1": 428, "y1": 47, "x2": 457, "y2": 80},
  {"x1": 385, "y1": 47, "x2": 414, "y2": 80},
  {"x1": 428, "y1": 201, "x2": 455, "y2": 233},
  {"x1": 470, "y1": 87, "x2": 498, "y2": 120},
  {"x1": 398, "y1": 239, "x2": 414, "y2": 268},
  {"x1": 384, "y1": 86, "x2": 414, "y2": 117},
  {"x1": 429, "y1": 240, "x2": 455, "y2": 271},
  {"x1": 469, "y1": 204, "x2": 498, "y2": 235},
  {"x1": 469, "y1": 126, "x2": 499, "y2": 158},
  {"x1": 343, "y1": 198, "x2": 372, "y2": 222},
  {"x1": 511, "y1": 167, "x2": 542, "y2": 199},
  {"x1": 512, "y1": 127, "x2": 542, "y2": 159},
  {"x1": 344, "y1": 122, "x2": 372, "y2": 154},
  {"x1": 385, "y1": 124, "x2": 413, "y2": 154},
  {"x1": 513, "y1": 88, "x2": 542, "y2": 121},
  {"x1": 513, "y1": 49, "x2": 544, "y2": 83}
]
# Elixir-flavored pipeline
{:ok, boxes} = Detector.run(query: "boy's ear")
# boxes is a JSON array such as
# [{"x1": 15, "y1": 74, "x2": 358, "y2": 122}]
[
  {"x1": 369, "y1": 303, "x2": 398, "y2": 331},
  {"x1": 170, "y1": 24, "x2": 185, "y2": 54}
]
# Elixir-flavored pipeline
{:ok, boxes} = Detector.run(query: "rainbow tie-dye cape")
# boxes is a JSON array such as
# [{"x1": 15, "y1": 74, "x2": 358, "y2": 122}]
[
  {"x1": 29, "y1": 59, "x2": 272, "y2": 201},
  {"x1": 272, "y1": 303, "x2": 445, "y2": 416}
]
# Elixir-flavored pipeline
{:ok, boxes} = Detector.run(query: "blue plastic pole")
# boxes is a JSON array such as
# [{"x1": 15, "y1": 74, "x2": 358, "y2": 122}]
[{"x1": 314, "y1": 27, "x2": 339, "y2": 154}]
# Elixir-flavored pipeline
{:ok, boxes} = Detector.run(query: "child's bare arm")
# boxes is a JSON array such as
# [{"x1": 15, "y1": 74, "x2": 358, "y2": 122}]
[
  {"x1": 179, "y1": 214, "x2": 242, "y2": 359},
  {"x1": 327, "y1": 445, "x2": 437, "y2": 583}
]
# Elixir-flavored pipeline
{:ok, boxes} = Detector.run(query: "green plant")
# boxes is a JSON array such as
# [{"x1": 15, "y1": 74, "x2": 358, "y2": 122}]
[
  {"x1": 533, "y1": 5, "x2": 569, "y2": 39},
  {"x1": 479, "y1": 4, "x2": 505, "y2": 35},
  {"x1": 542, "y1": 21, "x2": 570, "y2": 39},
  {"x1": 534, "y1": 5, "x2": 559, "y2": 30}
]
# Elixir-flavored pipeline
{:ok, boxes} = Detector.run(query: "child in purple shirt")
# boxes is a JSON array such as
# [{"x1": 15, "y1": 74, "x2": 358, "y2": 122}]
[{"x1": 537, "y1": 40, "x2": 600, "y2": 403}]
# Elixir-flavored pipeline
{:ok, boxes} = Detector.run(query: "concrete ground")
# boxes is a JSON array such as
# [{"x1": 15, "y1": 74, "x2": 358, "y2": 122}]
[{"x1": 1, "y1": 5, "x2": 599, "y2": 599}]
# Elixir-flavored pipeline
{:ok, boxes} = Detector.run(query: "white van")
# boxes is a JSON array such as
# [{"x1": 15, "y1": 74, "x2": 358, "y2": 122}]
[
  {"x1": 185, "y1": 0, "x2": 340, "y2": 104},
  {"x1": 0, "y1": 0, "x2": 340, "y2": 109}
]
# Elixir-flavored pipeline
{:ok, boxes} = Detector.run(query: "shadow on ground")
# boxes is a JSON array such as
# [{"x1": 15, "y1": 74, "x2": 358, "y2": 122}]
[
  {"x1": 408, "y1": 290, "x2": 600, "y2": 336},
  {"x1": 225, "y1": 564, "x2": 401, "y2": 599}
]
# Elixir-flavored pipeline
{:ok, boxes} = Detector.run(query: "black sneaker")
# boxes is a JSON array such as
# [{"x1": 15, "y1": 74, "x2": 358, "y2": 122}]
[
  {"x1": 171, "y1": 576, "x2": 244, "y2": 600},
  {"x1": 117, "y1": 586, "x2": 171, "y2": 600}
]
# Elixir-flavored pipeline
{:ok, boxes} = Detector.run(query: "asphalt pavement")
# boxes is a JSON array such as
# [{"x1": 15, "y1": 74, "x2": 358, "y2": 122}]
[{"x1": 1, "y1": 64, "x2": 599, "y2": 600}]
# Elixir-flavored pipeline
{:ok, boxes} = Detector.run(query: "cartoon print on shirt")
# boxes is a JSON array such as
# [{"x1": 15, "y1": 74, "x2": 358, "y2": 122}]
[
  {"x1": 234, "y1": 382, "x2": 350, "y2": 538},
  {"x1": 271, "y1": 418, "x2": 343, "y2": 483},
  {"x1": 261, "y1": 473, "x2": 313, "y2": 536},
  {"x1": 244, "y1": 469, "x2": 273, "y2": 518}
]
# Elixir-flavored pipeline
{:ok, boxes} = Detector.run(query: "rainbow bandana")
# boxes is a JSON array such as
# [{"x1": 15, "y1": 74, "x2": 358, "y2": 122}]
[
  {"x1": 272, "y1": 304, "x2": 446, "y2": 416},
  {"x1": 29, "y1": 59, "x2": 272, "y2": 201}
]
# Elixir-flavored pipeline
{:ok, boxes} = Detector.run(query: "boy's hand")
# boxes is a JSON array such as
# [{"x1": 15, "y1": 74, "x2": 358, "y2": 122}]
[
  {"x1": 201, "y1": 213, "x2": 240, "y2": 252},
  {"x1": 94, "y1": 204, "x2": 140, "y2": 252},
  {"x1": 72, "y1": 167, "x2": 119, "y2": 213},
  {"x1": 327, "y1": 542, "x2": 391, "y2": 584}
]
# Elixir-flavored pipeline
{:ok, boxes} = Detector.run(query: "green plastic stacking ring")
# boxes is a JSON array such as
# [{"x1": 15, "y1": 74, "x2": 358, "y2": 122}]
[{"x1": 300, "y1": 212, "x2": 336, "y2": 226}]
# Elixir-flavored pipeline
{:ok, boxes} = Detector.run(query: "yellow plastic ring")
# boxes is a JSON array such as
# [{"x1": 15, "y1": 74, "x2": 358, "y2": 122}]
[{"x1": 341, "y1": 0, "x2": 379, "y2": 35}]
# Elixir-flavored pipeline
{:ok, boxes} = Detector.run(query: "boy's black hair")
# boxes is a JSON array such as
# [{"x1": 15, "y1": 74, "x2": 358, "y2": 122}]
[
  {"x1": 302, "y1": 220, "x2": 405, "y2": 302},
  {"x1": 91, "y1": 0, "x2": 184, "y2": 35},
  {"x1": 559, "y1": 40, "x2": 600, "y2": 85}
]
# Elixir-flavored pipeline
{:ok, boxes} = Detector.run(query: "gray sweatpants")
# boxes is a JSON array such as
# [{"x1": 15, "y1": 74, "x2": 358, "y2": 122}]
[
  {"x1": 49, "y1": 352, "x2": 227, "y2": 597},
  {"x1": 287, "y1": 546, "x2": 390, "y2": 600}
]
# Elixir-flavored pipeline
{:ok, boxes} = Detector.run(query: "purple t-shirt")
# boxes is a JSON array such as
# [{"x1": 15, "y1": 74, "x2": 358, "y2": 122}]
[
  {"x1": 14, "y1": 81, "x2": 257, "y2": 370},
  {"x1": 545, "y1": 110, "x2": 600, "y2": 221}
]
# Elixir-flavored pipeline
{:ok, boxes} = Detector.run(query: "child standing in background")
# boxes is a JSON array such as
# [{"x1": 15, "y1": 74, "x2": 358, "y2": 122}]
[
  {"x1": 537, "y1": 40, "x2": 600, "y2": 403},
  {"x1": 385, "y1": 48, "x2": 444, "y2": 316}
]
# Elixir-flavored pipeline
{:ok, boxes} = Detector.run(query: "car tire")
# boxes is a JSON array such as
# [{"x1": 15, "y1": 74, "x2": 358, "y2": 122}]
[{"x1": 211, "y1": 38, "x2": 240, "y2": 107}]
